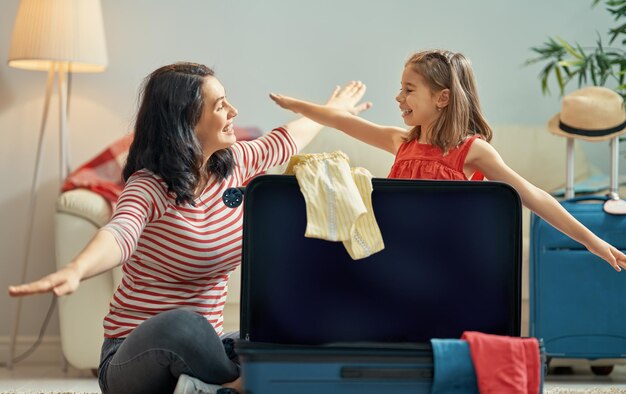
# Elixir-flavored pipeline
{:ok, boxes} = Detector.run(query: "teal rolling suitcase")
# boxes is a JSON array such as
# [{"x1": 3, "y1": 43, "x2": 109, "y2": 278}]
[{"x1": 530, "y1": 136, "x2": 626, "y2": 374}]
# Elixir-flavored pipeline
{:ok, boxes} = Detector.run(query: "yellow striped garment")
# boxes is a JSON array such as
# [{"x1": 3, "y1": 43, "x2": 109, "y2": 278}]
[{"x1": 284, "y1": 151, "x2": 384, "y2": 260}]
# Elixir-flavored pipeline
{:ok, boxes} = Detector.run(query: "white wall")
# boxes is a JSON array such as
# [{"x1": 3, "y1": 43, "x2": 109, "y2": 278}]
[{"x1": 0, "y1": 0, "x2": 613, "y2": 351}]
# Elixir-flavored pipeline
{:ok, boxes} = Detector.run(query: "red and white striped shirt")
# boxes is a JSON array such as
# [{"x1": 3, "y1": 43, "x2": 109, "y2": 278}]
[{"x1": 101, "y1": 127, "x2": 297, "y2": 338}]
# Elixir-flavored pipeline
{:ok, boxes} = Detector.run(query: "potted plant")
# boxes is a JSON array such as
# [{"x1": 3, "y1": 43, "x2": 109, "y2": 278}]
[{"x1": 525, "y1": 0, "x2": 626, "y2": 101}]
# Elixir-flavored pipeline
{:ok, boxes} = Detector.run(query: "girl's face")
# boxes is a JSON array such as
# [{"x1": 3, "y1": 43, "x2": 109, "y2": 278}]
[
  {"x1": 396, "y1": 66, "x2": 441, "y2": 128},
  {"x1": 195, "y1": 76, "x2": 238, "y2": 159}
]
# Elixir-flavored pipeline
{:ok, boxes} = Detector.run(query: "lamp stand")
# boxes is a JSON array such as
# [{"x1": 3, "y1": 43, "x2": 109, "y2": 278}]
[{"x1": 8, "y1": 62, "x2": 71, "y2": 369}]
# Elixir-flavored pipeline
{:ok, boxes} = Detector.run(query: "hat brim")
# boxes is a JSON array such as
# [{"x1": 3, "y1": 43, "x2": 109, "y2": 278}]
[{"x1": 548, "y1": 113, "x2": 626, "y2": 141}]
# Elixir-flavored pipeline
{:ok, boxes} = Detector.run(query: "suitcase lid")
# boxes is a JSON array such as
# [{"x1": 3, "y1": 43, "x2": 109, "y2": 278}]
[{"x1": 239, "y1": 175, "x2": 522, "y2": 345}]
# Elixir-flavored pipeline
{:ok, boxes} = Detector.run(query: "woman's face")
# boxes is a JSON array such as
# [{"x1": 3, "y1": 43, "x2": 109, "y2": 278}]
[
  {"x1": 195, "y1": 76, "x2": 238, "y2": 158},
  {"x1": 395, "y1": 66, "x2": 440, "y2": 128}
]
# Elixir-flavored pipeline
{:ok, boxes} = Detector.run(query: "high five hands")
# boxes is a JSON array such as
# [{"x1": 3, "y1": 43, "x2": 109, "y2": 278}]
[{"x1": 270, "y1": 81, "x2": 372, "y2": 115}]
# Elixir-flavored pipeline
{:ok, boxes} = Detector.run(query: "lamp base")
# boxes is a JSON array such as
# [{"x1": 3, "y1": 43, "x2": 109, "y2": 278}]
[{"x1": 8, "y1": 63, "x2": 71, "y2": 369}]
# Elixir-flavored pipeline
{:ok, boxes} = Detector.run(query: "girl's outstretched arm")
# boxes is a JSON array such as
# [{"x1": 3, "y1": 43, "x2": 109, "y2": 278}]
[
  {"x1": 466, "y1": 139, "x2": 626, "y2": 272},
  {"x1": 271, "y1": 81, "x2": 406, "y2": 154},
  {"x1": 280, "y1": 81, "x2": 373, "y2": 151}
]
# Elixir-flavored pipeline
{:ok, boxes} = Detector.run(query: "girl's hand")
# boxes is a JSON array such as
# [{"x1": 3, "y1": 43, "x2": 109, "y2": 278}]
[
  {"x1": 324, "y1": 81, "x2": 373, "y2": 115},
  {"x1": 8, "y1": 265, "x2": 81, "y2": 297},
  {"x1": 269, "y1": 81, "x2": 373, "y2": 115},
  {"x1": 585, "y1": 238, "x2": 626, "y2": 272},
  {"x1": 269, "y1": 92, "x2": 301, "y2": 113}
]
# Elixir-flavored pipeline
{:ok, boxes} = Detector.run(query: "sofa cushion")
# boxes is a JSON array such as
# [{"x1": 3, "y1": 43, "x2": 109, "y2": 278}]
[{"x1": 57, "y1": 189, "x2": 112, "y2": 228}]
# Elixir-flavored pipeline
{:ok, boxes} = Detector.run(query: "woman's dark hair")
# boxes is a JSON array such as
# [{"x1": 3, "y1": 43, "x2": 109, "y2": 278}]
[{"x1": 123, "y1": 62, "x2": 235, "y2": 206}]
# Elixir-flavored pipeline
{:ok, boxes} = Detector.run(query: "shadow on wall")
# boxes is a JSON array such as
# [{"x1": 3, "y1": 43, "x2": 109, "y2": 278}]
[
  {"x1": 0, "y1": 71, "x2": 15, "y2": 114},
  {"x1": 0, "y1": 178, "x2": 61, "y2": 339}
]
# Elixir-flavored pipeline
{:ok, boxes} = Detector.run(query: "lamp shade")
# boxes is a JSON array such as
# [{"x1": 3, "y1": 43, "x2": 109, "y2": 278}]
[{"x1": 8, "y1": 0, "x2": 108, "y2": 73}]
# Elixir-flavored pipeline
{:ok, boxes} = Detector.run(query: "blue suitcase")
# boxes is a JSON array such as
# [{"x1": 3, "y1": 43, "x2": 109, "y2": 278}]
[
  {"x1": 237, "y1": 342, "x2": 435, "y2": 394},
  {"x1": 233, "y1": 175, "x2": 527, "y2": 392},
  {"x1": 236, "y1": 341, "x2": 548, "y2": 394},
  {"x1": 529, "y1": 136, "x2": 626, "y2": 372}
]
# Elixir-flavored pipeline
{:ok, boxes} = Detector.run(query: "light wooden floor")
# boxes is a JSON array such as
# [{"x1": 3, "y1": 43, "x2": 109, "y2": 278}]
[
  {"x1": 1, "y1": 362, "x2": 626, "y2": 393},
  {"x1": 0, "y1": 363, "x2": 99, "y2": 393}
]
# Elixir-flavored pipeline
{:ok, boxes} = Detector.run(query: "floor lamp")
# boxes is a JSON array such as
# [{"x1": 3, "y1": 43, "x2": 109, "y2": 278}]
[{"x1": 7, "y1": 0, "x2": 107, "y2": 369}]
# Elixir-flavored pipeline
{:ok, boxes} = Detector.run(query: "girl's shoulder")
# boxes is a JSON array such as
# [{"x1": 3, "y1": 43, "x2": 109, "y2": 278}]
[
  {"x1": 464, "y1": 135, "x2": 500, "y2": 167},
  {"x1": 464, "y1": 134, "x2": 490, "y2": 150},
  {"x1": 458, "y1": 134, "x2": 484, "y2": 150}
]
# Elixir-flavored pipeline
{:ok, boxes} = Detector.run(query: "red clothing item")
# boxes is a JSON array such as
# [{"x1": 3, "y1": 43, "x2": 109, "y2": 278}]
[
  {"x1": 62, "y1": 134, "x2": 133, "y2": 208},
  {"x1": 461, "y1": 331, "x2": 540, "y2": 394},
  {"x1": 388, "y1": 135, "x2": 484, "y2": 180}
]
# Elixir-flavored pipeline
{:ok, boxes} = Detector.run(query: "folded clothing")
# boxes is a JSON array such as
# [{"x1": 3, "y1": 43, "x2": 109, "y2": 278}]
[
  {"x1": 284, "y1": 151, "x2": 384, "y2": 260},
  {"x1": 462, "y1": 331, "x2": 540, "y2": 394},
  {"x1": 431, "y1": 338, "x2": 479, "y2": 394}
]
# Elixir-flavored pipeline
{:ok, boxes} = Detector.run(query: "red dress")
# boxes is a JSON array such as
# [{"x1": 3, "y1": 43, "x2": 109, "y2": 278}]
[{"x1": 388, "y1": 135, "x2": 484, "y2": 181}]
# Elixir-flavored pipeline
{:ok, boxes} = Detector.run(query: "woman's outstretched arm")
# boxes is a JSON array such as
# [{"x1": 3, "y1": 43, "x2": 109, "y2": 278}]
[{"x1": 8, "y1": 229, "x2": 122, "y2": 297}]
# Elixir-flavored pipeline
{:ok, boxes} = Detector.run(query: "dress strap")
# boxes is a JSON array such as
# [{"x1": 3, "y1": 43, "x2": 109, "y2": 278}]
[{"x1": 456, "y1": 135, "x2": 484, "y2": 181}]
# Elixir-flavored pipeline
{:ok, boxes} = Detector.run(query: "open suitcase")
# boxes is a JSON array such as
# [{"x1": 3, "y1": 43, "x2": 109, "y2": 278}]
[
  {"x1": 234, "y1": 175, "x2": 525, "y2": 393},
  {"x1": 530, "y1": 136, "x2": 626, "y2": 373}
]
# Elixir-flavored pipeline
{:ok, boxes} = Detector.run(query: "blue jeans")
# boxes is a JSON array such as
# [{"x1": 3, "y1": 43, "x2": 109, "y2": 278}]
[{"x1": 98, "y1": 309, "x2": 239, "y2": 394}]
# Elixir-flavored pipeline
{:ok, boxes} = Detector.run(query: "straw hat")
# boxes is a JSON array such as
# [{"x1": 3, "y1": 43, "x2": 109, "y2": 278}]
[{"x1": 547, "y1": 86, "x2": 626, "y2": 141}]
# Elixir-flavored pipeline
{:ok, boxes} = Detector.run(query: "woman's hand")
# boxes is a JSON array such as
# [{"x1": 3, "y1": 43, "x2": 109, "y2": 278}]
[
  {"x1": 585, "y1": 238, "x2": 626, "y2": 272},
  {"x1": 324, "y1": 81, "x2": 373, "y2": 115},
  {"x1": 8, "y1": 264, "x2": 82, "y2": 297}
]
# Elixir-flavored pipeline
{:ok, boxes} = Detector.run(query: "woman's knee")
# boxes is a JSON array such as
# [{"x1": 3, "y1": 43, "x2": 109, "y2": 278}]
[{"x1": 126, "y1": 310, "x2": 217, "y2": 354}]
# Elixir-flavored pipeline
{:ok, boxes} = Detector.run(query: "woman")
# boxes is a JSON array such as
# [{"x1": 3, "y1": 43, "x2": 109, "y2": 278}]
[{"x1": 8, "y1": 62, "x2": 371, "y2": 394}]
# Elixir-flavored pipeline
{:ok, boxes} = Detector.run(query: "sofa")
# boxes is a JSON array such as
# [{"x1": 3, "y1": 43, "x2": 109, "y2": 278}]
[{"x1": 55, "y1": 125, "x2": 592, "y2": 370}]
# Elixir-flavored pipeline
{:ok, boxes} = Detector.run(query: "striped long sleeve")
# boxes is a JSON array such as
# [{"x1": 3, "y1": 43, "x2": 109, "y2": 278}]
[{"x1": 101, "y1": 128, "x2": 297, "y2": 338}]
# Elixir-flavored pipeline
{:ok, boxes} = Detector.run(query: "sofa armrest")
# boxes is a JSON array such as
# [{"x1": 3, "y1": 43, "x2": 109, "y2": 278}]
[
  {"x1": 55, "y1": 189, "x2": 116, "y2": 369},
  {"x1": 56, "y1": 189, "x2": 112, "y2": 228}
]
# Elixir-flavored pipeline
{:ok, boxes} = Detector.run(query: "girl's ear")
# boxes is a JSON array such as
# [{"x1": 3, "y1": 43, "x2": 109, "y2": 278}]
[{"x1": 437, "y1": 89, "x2": 450, "y2": 109}]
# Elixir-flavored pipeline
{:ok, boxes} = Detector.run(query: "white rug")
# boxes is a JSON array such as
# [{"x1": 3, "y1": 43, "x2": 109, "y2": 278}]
[
  {"x1": 3, "y1": 388, "x2": 625, "y2": 394},
  {"x1": 1, "y1": 392, "x2": 98, "y2": 394},
  {"x1": 546, "y1": 388, "x2": 626, "y2": 393}
]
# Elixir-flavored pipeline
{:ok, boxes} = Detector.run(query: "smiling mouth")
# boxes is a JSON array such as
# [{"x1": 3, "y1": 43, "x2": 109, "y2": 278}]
[
  {"x1": 401, "y1": 109, "x2": 413, "y2": 117},
  {"x1": 222, "y1": 124, "x2": 234, "y2": 134}
]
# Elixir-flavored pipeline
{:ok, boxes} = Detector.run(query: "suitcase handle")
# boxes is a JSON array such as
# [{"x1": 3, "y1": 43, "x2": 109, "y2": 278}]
[
  {"x1": 565, "y1": 136, "x2": 620, "y2": 199},
  {"x1": 564, "y1": 194, "x2": 626, "y2": 215},
  {"x1": 563, "y1": 196, "x2": 609, "y2": 204},
  {"x1": 340, "y1": 366, "x2": 432, "y2": 380}
]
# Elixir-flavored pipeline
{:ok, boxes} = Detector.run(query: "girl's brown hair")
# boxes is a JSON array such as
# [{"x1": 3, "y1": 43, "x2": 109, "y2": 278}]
[{"x1": 405, "y1": 50, "x2": 492, "y2": 152}]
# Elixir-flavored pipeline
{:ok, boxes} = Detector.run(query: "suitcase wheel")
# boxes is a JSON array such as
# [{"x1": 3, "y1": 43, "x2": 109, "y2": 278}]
[{"x1": 591, "y1": 365, "x2": 614, "y2": 376}]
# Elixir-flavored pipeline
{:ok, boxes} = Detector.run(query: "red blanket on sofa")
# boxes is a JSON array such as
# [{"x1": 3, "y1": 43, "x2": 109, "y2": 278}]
[{"x1": 62, "y1": 127, "x2": 263, "y2": 208}]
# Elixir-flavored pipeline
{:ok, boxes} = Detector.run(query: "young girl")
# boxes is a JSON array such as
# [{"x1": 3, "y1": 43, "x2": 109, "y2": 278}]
[
  {"x1": 270, "y1": 49, "x2": 626, "y2": 272},
  {"x1": 8, "y1": 62, "x2": 371, "y2": 394}
]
